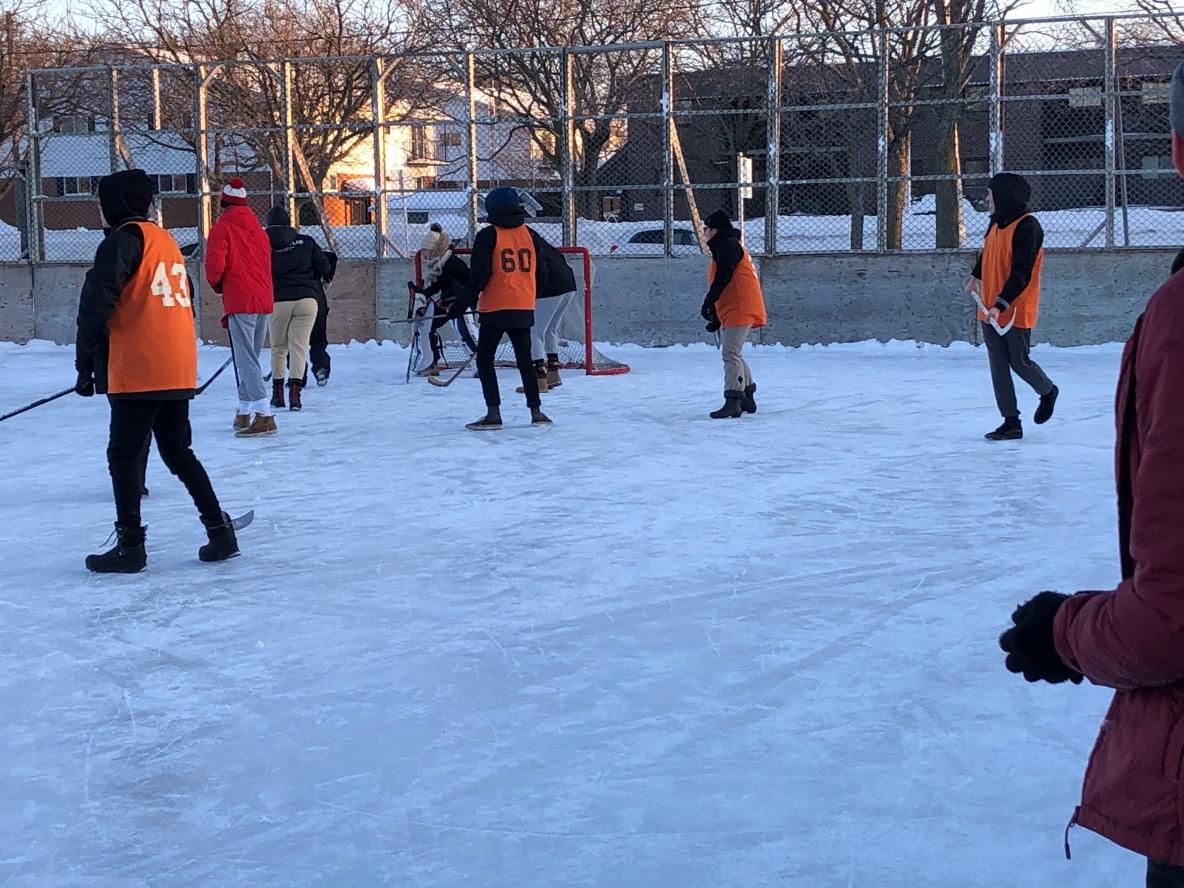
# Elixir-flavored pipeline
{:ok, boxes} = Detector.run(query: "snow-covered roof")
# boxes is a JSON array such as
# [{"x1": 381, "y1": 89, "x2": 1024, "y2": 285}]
[{"x1": 35, "y1": 132, "x2": 254, "y2": 177}]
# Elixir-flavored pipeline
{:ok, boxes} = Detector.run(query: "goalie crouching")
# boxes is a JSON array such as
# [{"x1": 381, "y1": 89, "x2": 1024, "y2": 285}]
[{"x1": 409, "y1": 224, "x2": 477, "y2": 377}]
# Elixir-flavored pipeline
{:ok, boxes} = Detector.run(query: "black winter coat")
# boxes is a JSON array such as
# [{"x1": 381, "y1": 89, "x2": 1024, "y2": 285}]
[
  {"x1": 266, "y1": 225, "x2": 332, "y2": 303},
  {"x1": 421, "y1": 253, "x2": 473, "y2": 310}
]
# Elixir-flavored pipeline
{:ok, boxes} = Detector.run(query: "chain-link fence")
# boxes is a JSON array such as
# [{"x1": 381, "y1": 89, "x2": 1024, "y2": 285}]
[{"x1": 2, "y1": 12, "x2": 1181, "y2": 263}]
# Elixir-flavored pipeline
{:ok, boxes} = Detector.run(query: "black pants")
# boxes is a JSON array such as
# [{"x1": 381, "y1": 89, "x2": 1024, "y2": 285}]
[
  {"x1": 477, "y1": 325, "x2": 538, "y2": 409},
  {"x1": 1149, "y1": 860, "x2": 1184, "y2": 888},
  {"x1": 982, "y1": 323, "x2": 1055, "y2": 419},
  {"x1": 308, "y1": 294, "x2": 330, "y2": 381},
  {"x1": 108, "y1": 399, "x2": 222, "y2": 529}
]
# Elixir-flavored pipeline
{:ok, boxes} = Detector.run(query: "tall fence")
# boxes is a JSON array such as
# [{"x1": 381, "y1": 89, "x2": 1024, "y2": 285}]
[{"x1": 2, "y1": 13, "x2": 1181, "y2": 263}]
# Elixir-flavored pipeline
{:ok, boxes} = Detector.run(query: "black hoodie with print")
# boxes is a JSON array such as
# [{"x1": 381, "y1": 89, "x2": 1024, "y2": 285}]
[{"x1": 970, "y1": 173, "x2": 1044, "y2": 313}]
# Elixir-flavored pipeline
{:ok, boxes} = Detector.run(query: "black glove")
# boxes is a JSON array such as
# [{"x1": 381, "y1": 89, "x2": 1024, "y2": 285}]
[
  {"x1": 705, "y1": 319, "x2": 721, "y2": 333},
  {"x1": 700, "y1": 297, "x2": 718, "y2": 323},
  {"x1": 998, "y1": 592, "x2": 1083, "y2": 685},
  {"x1": 74, "y1": 368, "x2": 95, "y2": 397}
]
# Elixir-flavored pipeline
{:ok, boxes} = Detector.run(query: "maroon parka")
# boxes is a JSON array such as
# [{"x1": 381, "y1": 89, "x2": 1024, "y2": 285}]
[{"x1": 1053, "y1": 272, "x2": 1184, "y2": 866}]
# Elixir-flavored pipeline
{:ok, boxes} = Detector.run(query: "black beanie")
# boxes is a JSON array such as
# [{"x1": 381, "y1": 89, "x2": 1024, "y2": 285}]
[
  {"x1": 98, "y1": 169, "x2": 156, "y2": 228},
  {"x1": 988, "y1": 172, "x2": 1032, "y2": 224},
  {"x1": 704, "y1": 209, "x2": 735, "y2": 233},
  {"x1": 266, "y1": 205, "x2": 291, "y2": 227}
]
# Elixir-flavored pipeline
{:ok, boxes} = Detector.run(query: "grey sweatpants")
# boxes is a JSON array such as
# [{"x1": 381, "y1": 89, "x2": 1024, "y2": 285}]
[
  {"x1": 982, "y1": 323, "x2": 1055, "y2": 419},
  {"x1": 532, "y1": 291, "x2": 575, "y2": 360},
  {"x1": 229, "y1": 312, "x2": 270, "y2": 415},
  {"x1": 721, "y1": 325, "x2": 754, "y2": 392}
]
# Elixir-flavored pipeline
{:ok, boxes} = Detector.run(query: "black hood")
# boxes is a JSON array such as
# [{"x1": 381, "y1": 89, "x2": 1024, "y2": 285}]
[
  {"x1": 266, "y1": 205, "x2": 291, "y2": 227},
  {"x1": 989, "y1": 173, "x2": 1032, "y2": 227},
  {"x1": 98, "y1": 169, "x2": 156, "y2": 228},
  {"x1": 487, "y1": 204, "x2": 527, "y2": 228}
]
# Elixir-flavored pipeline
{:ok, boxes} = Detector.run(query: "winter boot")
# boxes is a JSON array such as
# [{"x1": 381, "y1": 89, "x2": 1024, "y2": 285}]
[
  {"x1": 288, "y1": 380, "x2": 303, "y2": 411},
  {"x1": 235, "y1": 414, "x2": 278, "y2": 438},
  {"x1": 531, "y1": 407, "x2": 552, "y2": 427},
  {"x1": 466, "y1": 407, "x2": 503, "y2": 431},
  {"x1": 710, "y1": 390, "x2": 744, "y2": 420},
  {"x1": 1034, "y1": 385, "x2": 1059, "y2": 425},
  {"x1": 517, "y1": 360, "x2": 550, "y2": 394},
  {"x1": 740, "y1": 383, "x2": 757, "y2": 415},
  {"x1": 199, "y1": 511, "x2": 240, "y2": 563},
  {"x1": 233, "y1": 413, "x2": 252, "y2": 432},
  {"x1": 271, "y1": 379, "x2": 285, "y2": 409},
  {"x1": 86, "y1": 524, "x2": 147, "y2": 574},
  {"x1": 546, "y1": 354, "x2": 562, "y2": 389},
  {"x1": 314, "y1": 367, "x2": 329, "y2": 387},
  {"x1": 985, "y1": 417, "x2": 1023, "y2": 441}
]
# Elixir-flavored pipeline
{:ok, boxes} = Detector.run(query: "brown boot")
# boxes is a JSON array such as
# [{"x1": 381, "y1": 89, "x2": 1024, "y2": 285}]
[
  {"x1": 546, "y1": 355, "x2": 562, "y2": 389},
  {"x1": 517, "y1": 360, "x2": 549, "y2": 394},
  {"x1": 288, "y1": 381, "x2": 302, "y2": 411},
  {"x1": 233, "y1": 413, "x2": 251, "y2": 432},
  {"x1": 235, "y1": 413, "x2": 278, "y2": 437},
  {"x1": 270, "y1": 379, "x2": 285, "y2": 409}
]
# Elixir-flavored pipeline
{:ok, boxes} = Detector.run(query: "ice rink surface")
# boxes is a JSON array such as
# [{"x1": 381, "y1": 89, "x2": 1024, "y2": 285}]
[{"x1": 0, "y1": 340, "x2": 1144, "y2": 886}]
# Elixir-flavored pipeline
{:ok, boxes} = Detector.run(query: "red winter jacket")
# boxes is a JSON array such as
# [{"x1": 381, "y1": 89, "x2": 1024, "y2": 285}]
[
  {"x1": 1053, "y1": 272, "x2": 1184, "y2": 867},
  {"x1": 205, "y1": 206, "x2": 274, "y2": 317}
]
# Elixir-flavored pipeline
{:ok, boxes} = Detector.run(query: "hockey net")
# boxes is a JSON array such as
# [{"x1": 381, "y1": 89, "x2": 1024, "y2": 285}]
[{"x1": 411, "y1": 246, "x2": 629, "y2": 376}]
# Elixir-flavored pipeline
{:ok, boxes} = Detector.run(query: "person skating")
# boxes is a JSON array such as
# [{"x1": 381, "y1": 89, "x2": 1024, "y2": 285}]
[
  {"x1": 461, "y1": 187, "x2": 553, "y2": 430},
  {"x1": 264, "y1": 205, "x2": 331, "y2": 411},
  {"x1": 74, "y1": 169, "x2": 239, "y2": 573},
  {"x1": 206, "y1": 178, "x2": 276, "y2": 436},
  {"x1": 699, "y1": 209, "x2": 767, "y2": 419},
  {"x1": 965, "y1": 172, "x2": 1058, "y2": 441},
  {"x1": 409, "y1": 223, "x2": 476, "y2": 377},
  {"x1": 997, "y1": 60, "x2": 1184, "y2": 886}
]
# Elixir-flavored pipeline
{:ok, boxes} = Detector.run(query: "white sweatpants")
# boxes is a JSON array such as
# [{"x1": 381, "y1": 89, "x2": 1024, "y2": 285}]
[{"x1": 532, "y1": 291, "x2": 575, "y2": 360}]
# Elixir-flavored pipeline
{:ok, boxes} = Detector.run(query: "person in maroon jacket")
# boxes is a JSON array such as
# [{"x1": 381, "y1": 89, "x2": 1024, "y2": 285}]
[
  {"x1": 205, "y1": 178, "x2": 276, "y2": 437},
  {"x1": 999, "y1": 60, "x2": 1184, "y2": 888}
]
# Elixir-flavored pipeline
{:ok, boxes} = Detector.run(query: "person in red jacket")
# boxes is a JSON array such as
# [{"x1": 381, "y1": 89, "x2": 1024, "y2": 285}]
[
  {"x1": 205, "y1": 178, "x2": 276, "y2": 437},
  {"x1": 999, "y1": 59, "x2": 1184, "y2": 887},
  {"x1": 74, "y1": 169, "x2": 239, "y2": 572}
]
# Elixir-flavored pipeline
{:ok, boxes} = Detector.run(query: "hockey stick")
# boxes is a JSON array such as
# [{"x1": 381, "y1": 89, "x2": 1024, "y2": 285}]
[
  {"x1": 0, "y1": 386, "x2": 73, "y2": 423},
  {"x1": 426, "y1": 352, "x2": 476, "y2": 388},
  {"x1": 196, "y1": 357, "x2": 234, "y2": 395},
  {"x1": 971, "y1": 293, "x2": 1015, "y2": 335}
]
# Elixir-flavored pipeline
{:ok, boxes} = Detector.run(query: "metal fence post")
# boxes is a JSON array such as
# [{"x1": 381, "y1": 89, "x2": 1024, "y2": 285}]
[
  {"x1": 989, "y1": 23, "x2": 1004, "y2": 176},
  {"x1": 108, "y1": 67, "x2": 122, "y2": 175},
  {"x1": 280, "y1": 60, "x2": 298, "y2": 227},
  {"x1": 24, "y1": 71, "x2": 43, "y2": 263},
  {"x1": 370, "y1": 56, "x2": 387, "y2": 259},
  {"x1": 765, "y1": 37, "x2": 782, "y2": 257},
  {"x1": 1103, "y1": 17, "x2": 1117, "y2": 250},
  {"x1": 662, "y1": 42, "x2": 674, "y2": 257},
  {"x1": 560, "y1": 49, "x2": 577, "y2": 247},
  {"x1": 876, "y1": 29, "x2": 890, "y2": 253},
  {"x1": 150, "y1": 66, "x2": 164, "y2": 224},
  {"x1": 195, "y1": 64, "x2": 211, "y2": 249},
  {"x1": 465, "y1": 52, "x2": 479, "y2": 246}
]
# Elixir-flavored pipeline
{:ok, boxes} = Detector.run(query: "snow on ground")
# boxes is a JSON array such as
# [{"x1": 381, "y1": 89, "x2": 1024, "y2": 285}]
[{"x1": 0, "y1": 340, "x2": 1145, "y2": 887}]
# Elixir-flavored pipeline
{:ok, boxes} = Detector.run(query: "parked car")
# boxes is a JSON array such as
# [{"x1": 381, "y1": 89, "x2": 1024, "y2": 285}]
[{"x1": 608, "y1": 227, "x2": 701, "y2": 256}]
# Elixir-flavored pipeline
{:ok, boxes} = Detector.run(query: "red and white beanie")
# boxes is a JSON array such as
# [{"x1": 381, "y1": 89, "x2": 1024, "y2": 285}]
[{"x1": 220, "y1": 177, "x2": 248, "y2": 208}]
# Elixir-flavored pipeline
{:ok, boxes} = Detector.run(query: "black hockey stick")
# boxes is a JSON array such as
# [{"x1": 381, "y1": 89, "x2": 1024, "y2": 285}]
[
  {"x1": 0, "y1": 386, "x2": 74, "y2": 423},
  {"x1": 426, "y1": 352, "x2": 476, "y2": 388},
  {"x1": 196, "y1": 357, "x2": 234, "y2": 395}
]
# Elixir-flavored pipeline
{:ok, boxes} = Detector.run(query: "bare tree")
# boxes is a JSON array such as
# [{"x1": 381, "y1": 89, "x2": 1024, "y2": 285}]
[
  {"x1": 93, "y1": 0, "x2": 433, "y2": 207},
  {"x1": 441, "y1": 0, "x2": 697, "y2": 219}
]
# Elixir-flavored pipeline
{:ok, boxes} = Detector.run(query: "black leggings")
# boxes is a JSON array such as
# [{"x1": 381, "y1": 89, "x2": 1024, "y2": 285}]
[
  {"x1": 1149, "y1": 860, "x2": 1184, "y2": 888},
  {"x1": 108, "y1": 399, "x2": 222, "y2": 529},
  {"x1": 477, "y1": 325, "x2": 538, "y2": 409}
]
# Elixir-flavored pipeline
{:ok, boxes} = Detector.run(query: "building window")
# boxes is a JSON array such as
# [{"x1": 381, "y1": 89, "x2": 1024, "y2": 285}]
[
  {"x1": 440, "y1": 131, "x2": 462, "y2": 148},
  {"x1": 54, "y1": 115, "x2": 96, "y2": 134},
  {"x1": 156, "y1": 173, "x2": 190, "y2": 194},
  {"x1": 55, "y1": 176, "x2": 98, "y2": 196},
  {"x1": 409, "y1": 125, "x2": 428, "y2": 160}
]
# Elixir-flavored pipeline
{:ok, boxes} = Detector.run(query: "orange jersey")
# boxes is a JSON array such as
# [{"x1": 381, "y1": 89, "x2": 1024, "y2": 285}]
[
  {"x1": 709, "y1": 249, "x2": 766, "y2": 329},
  {"x1": 106, "y1": 222, "x2": 198, "y2": 395},
  {"x1": 979, "y1": 215, "x2": 1043, "y2": 329},
  {"x1": 479, "y1": 226, "x2": 537, "y2": 313}
]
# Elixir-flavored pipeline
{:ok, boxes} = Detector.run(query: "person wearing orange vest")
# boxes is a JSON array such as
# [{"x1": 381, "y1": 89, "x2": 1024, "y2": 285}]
[
  {"x1": 74, "y1": 169, "x2": 239, "y2": 573},
  {"x1": 699, "y1": 209, "x2": 767, "y2": 419},
  {"x1": 461, "y1": 187, "x2": 553, "y2": 431},
  {"x1": 965, "y1": 173, "x2": 1059, "y2": 441}
]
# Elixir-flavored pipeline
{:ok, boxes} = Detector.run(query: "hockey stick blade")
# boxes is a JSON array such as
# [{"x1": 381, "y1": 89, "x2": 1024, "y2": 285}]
[
  {"x1": 970, "y1": 293, "x2": 1015, "y2": 335},
  {"x1": 427, "y1": 354, "x2": 476, "y2": 388},
  {"x1": 231, "y1": 510, "x2": 255, "y2": 531}
]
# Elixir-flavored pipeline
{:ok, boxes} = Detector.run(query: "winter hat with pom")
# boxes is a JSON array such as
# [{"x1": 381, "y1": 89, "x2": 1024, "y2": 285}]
[
  {"x1": 1171, "y1": 60, "x2": 1184, "y2": 176},
  {"x1": 419, "y1": 222, "x2": 451, "y2": 257},
  {"x1": 220, "y1": 177, "x2": 248, "y2": 208}
]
